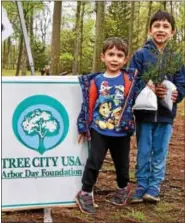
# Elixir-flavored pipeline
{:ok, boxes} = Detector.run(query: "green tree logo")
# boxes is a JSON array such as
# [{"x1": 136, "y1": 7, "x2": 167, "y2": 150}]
[
  {"x1": 12, "y1": 95, "x2": 69, "y2": 154},
  {"x1": 22, "y1": 109, "x2": 60, "y2": 154}
]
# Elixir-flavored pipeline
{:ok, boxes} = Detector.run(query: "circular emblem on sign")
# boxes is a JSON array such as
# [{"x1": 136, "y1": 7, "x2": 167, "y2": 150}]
[{"x1": 12, "y1": 95, "x2": 69, "y2": 154}]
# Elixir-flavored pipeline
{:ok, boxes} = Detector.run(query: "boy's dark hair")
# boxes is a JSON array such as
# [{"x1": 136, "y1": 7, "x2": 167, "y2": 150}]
[
  {"x1": 150, "y1": 10, "x2": 175, "y2": 31},
  {"x1": 102, "y1": 37, "x2": 128, "y2": 56}
]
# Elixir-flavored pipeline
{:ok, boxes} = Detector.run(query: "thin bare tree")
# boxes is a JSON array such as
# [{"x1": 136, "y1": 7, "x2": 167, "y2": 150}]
[
  {"x1": 15, "y1": 34, "x2": 24, "y2": 76},
  {"x1": 72, "y1": 1, "x2": 81, "y2": 75},
  {"x1": 51, "y1": 1, "x2": 62, "y2": 75},
  {"x1": 92, "y1": 1, "x2": 105, "y2": 73},
  {"x1": 128, "y1": 2, "x2": 135, "y2": 56},
  {"x1": 79, "y1": 2, "x2": 86, "y2": 74},
  {"x1": 144, "y1": 1, "x2": 152, "y2": 43}
]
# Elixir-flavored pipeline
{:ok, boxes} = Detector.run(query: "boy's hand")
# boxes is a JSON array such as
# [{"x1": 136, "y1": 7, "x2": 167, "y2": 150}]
[
  {"x1": 171, "y1": 90, "x2": 178, "y2": 103},
  {"x1": 147, "y1": 82, "x2": 155, "y2": 93},
  {"x1": 78, "y1": 133, "x2": 86, "y2": 144},
  {"x1": 155, "y1": 84, "x2": 167, "y2": 99}
]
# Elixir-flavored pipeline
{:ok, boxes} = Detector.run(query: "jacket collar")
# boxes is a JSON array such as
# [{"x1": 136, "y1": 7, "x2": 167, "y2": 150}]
[{"x1": 143, "y1": 39, "x2": 169, "y2": 54}]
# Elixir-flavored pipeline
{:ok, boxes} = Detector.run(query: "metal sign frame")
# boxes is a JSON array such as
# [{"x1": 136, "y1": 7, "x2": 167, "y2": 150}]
[{"x1": 16, "y1": 1, "x2": 35, "y2": 75}]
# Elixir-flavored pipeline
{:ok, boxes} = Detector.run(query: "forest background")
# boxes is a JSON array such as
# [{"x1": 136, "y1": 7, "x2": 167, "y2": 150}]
[
  {"x1": 2, "y1": 1, "x2": 185, "y2": 222},
  {"x1": 2, "y1": 1, "x2": 185, "y2": 76}
]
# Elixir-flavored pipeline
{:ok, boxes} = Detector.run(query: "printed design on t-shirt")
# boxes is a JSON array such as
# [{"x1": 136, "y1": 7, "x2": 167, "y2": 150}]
[
  {"x1": 94, "y1": 81, "x2": 125, "y2": 132},
  {"x1": 110, "y1": 107, "x2": 122, "y2": 131},
  {"x1": 99, "y1": 81, "x2": 112, "y2": 96},
  {"x1": 95, "y1": 101, "x2": 114, "y2": 130},
  {"x1": 113, "y1": 85, "x2": 124, "y2": 106}
]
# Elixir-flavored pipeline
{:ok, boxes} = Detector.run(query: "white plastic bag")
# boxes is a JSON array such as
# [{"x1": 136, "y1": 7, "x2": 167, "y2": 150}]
[
  {"x1": 160, "y1": 80, "x2": 176, "y2": 111},
  {"x1": 133, "y1": 80, "x2": 157, "y2": 111}
]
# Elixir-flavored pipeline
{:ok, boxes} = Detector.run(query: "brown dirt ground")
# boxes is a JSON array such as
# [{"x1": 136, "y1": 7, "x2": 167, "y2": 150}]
[{"x1": 2, "y1": 102, "x2": 185, "y2": 223}]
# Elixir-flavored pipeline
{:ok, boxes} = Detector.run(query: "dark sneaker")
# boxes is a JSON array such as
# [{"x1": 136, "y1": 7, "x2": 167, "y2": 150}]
[
  {"x1": 107, "y1": 185, "x2": 131, "y2": 206},
  {"x1": 75, "y1": 191, "x2": 96, "y2": 214},
  {"x1": 130, "y1": 186, "x2": 146, "y2": 204},
  {"x1": 143, "y1": 187, "x2": 160, "y2": 202}
]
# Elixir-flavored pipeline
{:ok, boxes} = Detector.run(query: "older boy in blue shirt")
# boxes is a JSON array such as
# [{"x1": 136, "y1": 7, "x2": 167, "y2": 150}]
[{"x1": 130, "y1": 10, "x2": 185, "y2": 203}]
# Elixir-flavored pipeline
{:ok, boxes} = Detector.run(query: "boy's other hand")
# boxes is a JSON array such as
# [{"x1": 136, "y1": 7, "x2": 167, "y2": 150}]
[
  {"x1": 155, "y1": 84, "x2": 167, "y2": 99},
  {"x1": 78, "y1": 133, "x2": 86, "y2": 144},
  {"x1": 171, "y1": 90, "x2": 178, "y2": 103}
]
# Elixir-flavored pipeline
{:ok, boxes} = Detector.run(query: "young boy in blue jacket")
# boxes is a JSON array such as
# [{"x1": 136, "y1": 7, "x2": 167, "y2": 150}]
[
  {"x1": 76, "y1": 37, "x2": 137, "y2": 214},
  {"x1": 130, "y1": 10, "x2": 185, "y2": 203}
]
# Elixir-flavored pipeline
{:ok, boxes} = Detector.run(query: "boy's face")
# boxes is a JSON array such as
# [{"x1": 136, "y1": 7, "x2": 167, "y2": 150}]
[
  {"x1": 101, "y1": 46, "x2": 127, "y2": 75},
  {"x1": 149, "y1": 19, "x2": 175, "y2": 47}
]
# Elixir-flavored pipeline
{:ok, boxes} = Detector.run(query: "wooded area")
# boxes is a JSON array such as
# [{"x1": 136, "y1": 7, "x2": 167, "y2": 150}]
[{"x1": 2, "y1": 1, "x2": 185, "y2": 76}]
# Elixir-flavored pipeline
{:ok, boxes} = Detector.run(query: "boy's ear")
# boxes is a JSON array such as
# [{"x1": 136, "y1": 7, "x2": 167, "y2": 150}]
[
  {"x1": 100, "y1": 53, "x2": 105, "y2": 62},
  {"x1": 148, "y1": 28, "x2": 152, "y2": 36},
  {"x1": 124, "y1": 56, "x2": 129, "y2": 64},
  {"x1": 171, "y1": 29, "x2": 176, "y2": 37}
]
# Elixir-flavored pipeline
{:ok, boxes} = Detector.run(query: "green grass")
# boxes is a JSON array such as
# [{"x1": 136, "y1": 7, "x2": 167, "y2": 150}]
[
  {"x1": 154, "y1": 202, "x2": 174, "y2": 213},
  {"x1": 70, "y1": 209, "x2": 94, "y2": 221},
  {"x1": 129, "y1": 171, "x2": 136, "y2": 180},
  {"x1": 102, "y1": 163, "x2": 115, "y2": 171},
  {"x1": 108, "y1": 214, "x2": 121, "y2": 221},
  {"x1": 126, "y1": 209, "x2": 146, "y2": 221},
  {"x1": 2, "y1": 69, "x2": 40, "y2": 76}
]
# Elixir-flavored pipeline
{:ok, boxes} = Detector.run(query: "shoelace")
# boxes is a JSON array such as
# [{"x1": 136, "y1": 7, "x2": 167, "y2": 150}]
[
  {"x1": 81, "y1": 194, "x2": 93, "y2": 205},
  {"x1": 114, "y1": 189, "x2": 128, "y2": 199}
]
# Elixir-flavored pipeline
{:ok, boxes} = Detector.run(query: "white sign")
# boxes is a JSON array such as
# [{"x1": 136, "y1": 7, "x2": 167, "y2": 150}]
[
  {"x1": 2, "y1": 7, "x2": 14, "y2": 41},
  {"x1": 2, "y1": 76, "x2": 88, "y2": 211}
]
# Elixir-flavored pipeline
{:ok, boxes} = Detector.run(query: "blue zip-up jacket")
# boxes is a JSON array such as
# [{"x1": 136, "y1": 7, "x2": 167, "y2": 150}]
[
  {"x1": 77, "y1": 68, "x2": 138, "y2": 139},
  {"x1": 130, "y1": 39, "x2": 185, "y2": 124}
]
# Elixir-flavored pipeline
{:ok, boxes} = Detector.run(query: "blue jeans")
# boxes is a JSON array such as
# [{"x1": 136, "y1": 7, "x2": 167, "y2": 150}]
[{"x1": 136, "y1": 122, "x2": 173, "y2": 191}]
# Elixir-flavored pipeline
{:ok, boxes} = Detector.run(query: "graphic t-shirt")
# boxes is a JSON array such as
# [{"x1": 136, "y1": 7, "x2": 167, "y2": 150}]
[{"x1": 90, "y1": 73, "x2": 127, "y2": 136}]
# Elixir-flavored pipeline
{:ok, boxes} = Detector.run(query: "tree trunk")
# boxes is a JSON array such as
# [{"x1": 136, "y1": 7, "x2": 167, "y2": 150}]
[
  {"x1": 72, "y1": 1, "x2": 81, "y2": 75},
  {"x1": 160, "y1": 1, "x2": 167, "y2": 10},
  {"x1": 11, "y1": 45, "x2": 16, "y2": 70},
  {"x1": 38, "y1": 137, "x2": 45, "y2": 154},
  {"x1": 163, "y1": 1, "x2": 167, "y2": 10},
  {"x1": 144, "y1": 2, "x2": 152, "y2": 43},
  {"x1": 136, "y1": 2, "x2": 140, "y2": 47},
  {"x1": 170, "y1": 1, "x2": 173, "y2": 15},
  {"x1": 92, "y1": 2, "x2": 105, "y2": 73},
  {"x1": 7, "y1": 37, "x2": 11, "y2": 69},
  {"x1": 2, "y1": 41, "x2": 6, "y2": 69},
  {"x1": 2, "y1": 37, "x2": 11, "y2": 69},
  {"x1": 79, "y1": 2, "x2": 85, "y2": 74},
  {"x1": 15, "y1": 34, "x2": 24, "y2": 76},
  {"x1": 30, "y1": 7, "x2": 34, "y2": 46},
  {"x1": 51, "y1": 1, "x2": 62, "y2": 75},
  {"x1": 128, "y1": 2, "x2": 135, "y2": 56}
]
